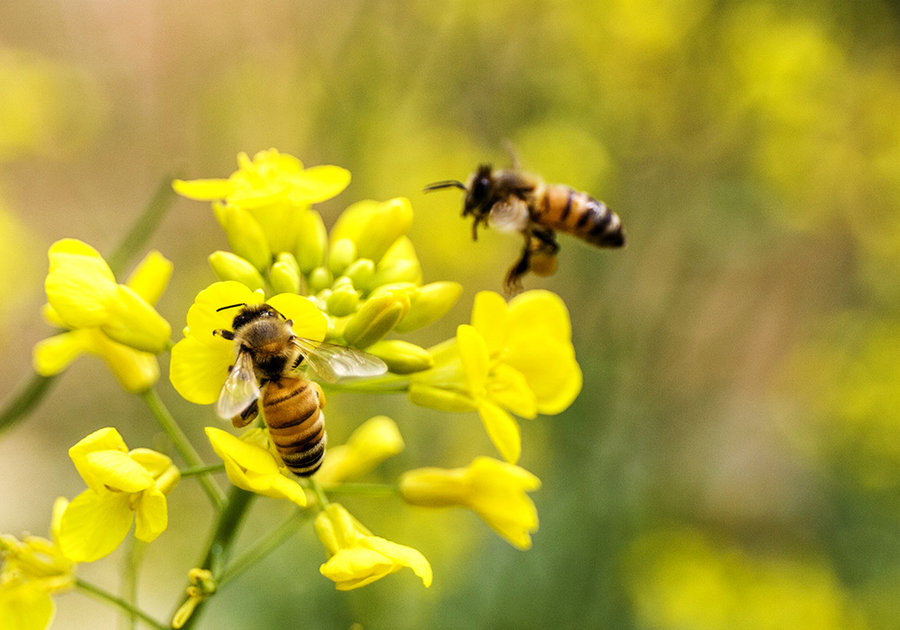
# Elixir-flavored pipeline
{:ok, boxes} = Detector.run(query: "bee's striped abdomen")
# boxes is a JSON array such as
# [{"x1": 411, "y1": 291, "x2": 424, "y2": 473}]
[
  {"x1": 261, "y1": 377, "x2": 326, "y2": 477},
  {"x1": 538, "y1": 184, "x2": 625, "y2": 248}
]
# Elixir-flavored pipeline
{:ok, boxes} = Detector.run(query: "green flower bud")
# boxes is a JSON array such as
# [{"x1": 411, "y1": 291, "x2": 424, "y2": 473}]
[
  {"x1": 295, "y1": 210, "x2": 328, "y2": 274},
  {"x1": 208, "y1": 251, "x2": 265, "y2": 292},
  {"x1": 329, "y1": 238, "x2": 357, "y2": 276},
  {"x1": 330, "y1": 197, "x2": 413, "y2": 263},
  {"x1": 343, "y1": 258, "x2": 375, "y2": 289},
  {"x1": 395, "y1": 281, "x2": 463, "y2": 333},
  {"x1": 214, "y1": 203, "x2": 272, "y2": 271},
  {"x1": 308, "y1": 266, "x2": 333, "y2": 293},
  {"x1": 408, "y1": 383, "x2": 477, "y2": 413},
  {"x1": 342, "y1": 291, "x2": 410, "y2": 348},
  {"x1": 326, "y1": 284, "x2": 360, "y2": 317},
  {"x1": 365, "y1": 339, "x2": 434, "y2": 374},
  {"x1": 269, "y1": 260, "x2": 301, "y2": 294}
]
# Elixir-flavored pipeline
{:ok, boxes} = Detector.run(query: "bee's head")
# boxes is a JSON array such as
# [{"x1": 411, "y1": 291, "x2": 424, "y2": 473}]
[
  {"x1": 463, "y1": 164, "x2": 494, "y2": 218},
  {"x1": 217, "y1": 302, "x2": 284, "y2": 332}
]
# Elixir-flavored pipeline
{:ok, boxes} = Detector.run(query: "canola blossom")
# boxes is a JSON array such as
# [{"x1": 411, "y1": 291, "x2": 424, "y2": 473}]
[
  {"x1": 57, "y1": 428, "x2": 180, "y2": 562},
  {"x1": 32, "y1": 240, "x2": 172, "y2": 392},
  {"x1": 314, "y1": 503, "x2": 432, "y2": 590},
  {"x1": 0, "y1": 499, "x2": 75, "y2": 630}
]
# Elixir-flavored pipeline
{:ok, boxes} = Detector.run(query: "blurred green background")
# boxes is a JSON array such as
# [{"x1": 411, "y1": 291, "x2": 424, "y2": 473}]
[{"x1": 2, "y1": 0, "x2": 900, "y2": 628}]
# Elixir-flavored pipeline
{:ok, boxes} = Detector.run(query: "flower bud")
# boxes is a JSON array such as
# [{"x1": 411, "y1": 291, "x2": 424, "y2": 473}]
[
  {"x1": 208, "y1": 251, "x2": 265, "y2": 291},
  {"x1": 330, "y1": 197, "x2": 413, "y2": 263},
  {"x1": 295, "y1": 210, "x2": 328, "y2": 273},
  {"x1": 329, "y1": 237, "x2": 357, "y2": 276},
  {"x1": 342, "y1": 291, "x2": 410, "y2": 348},
  {"x1": 315, "y1": 416, "x2": 404, "y2": 484},
  {"x1": 308, "y1": 266, "x2": 333, "y2": 293},
  {"x1": 269, "y1": 260, "x2": 301, "y2": 294},
  {"x1": 326, "y1": 283, "x2": 360, "y2": 317},
  {"x1": 364, "y1": 339, "x2": 433, "y2": 374},
  {"x1": 408, "y1": 383, "x2": 477, "y2": 413},
  {"x1": 395, "y1": 281, "x2": 463, "y2": 333},
  {"x1": 214, "y1": 203, "x2": 272, "y2": 271},
  {"x1": 343, "y1": 258, "x2": 375, "y2": 289}
]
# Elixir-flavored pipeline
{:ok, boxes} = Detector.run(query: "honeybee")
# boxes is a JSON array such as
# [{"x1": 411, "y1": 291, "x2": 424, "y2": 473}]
[
  {"x1": 213, "y1": 302, "x2": 387, "y2": 476},
  {"x1": 426, "y1": 164, "x2": 625, "y2": 293}
]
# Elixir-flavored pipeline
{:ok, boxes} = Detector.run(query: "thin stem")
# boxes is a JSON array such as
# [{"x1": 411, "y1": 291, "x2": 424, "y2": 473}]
[
  {"x1": 308, "y1": 477, "x2": 330, "y2": 507},
  {"x1": 141, "y1": 388, "x2": 225, "y2": 509},
  {"x1": 107, "y1": 173, "x2": 181, "y2": 276},
  {"x1": 177, "y1": 486, "x2": 255, "y2": 630},
  {"x1": 179, "y1": 463, "x2": 226, "y2": 477},
  {"x1": 322, "y1": 373, "x2": 410, "y2": 395},
  {"x1": 218, "y1": 508, "x2": 313, "y2": 587},
  {"x1": 122, "y1": 539, "x2": 146, "y2": 630},
  {"x1": 0, "y1": 373, "x2": 56, "y2": 435},
  {"x1": 321, "y1": 482, "x2": 400, "y2": 498},
  {"x1": 75, "y1": 577, "x2": 168, "y2": 630}
]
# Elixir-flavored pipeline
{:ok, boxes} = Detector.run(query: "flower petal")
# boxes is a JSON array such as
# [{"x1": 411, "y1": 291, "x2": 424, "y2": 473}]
[
  {"x1": 172, "y1": 177, "x2": 233, "y2": 200},
  {"x1": 32, "y1": 330, "x2": 92, "y2": 376},
  {"x1": 457, "y1": 325, "x2": 489, "y2": 390},
  {"x1": 169, "y1": 335, "x2": 233, "y2": 405},
  {"x1": 0, "y1": 581, "x2": 56, "y2": 630},
  {"x1": 83, "y1": 450, "x2": 153, "y2": 492},
  {"x1": 266, "y1": 293, "x2": 328, "y2": 342},
  {"x1": 185, "y1": 281, "x2": 262, "y2": 338},
  {"x1": 133, "y1": 488, "x2": 168, "y2": 542},
  {"x1": 68, "y1": 427, "x2": 129, "y2": 491},
  {"x1": 58, "y1": 489, "x2": 133, "y2": 562},
  {"x1": 471, "y1": 291, "x2": 509, "y2": 355},
  {"x1": 476, "y1": 400, "x2": 522, "y2": 464},
  {"x1": 124, "y1": 250, "x2": 173, "y2": 305}
]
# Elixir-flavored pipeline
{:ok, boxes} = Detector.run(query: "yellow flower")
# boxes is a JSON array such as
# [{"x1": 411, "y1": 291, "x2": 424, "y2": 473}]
[
  {"x1": 173, "y1": 149, "x2": 350, "y2": 255},
  {"x1": 169, "y1": 281, "x2": 327, "y2": 406},
  {"x1": 33, "y1": 240, "x2": 172, "y2": 392},
  {"x1": 205, "y1": 427, "x2": 307, "y2": 507},
  {"x1": 399, "y1": 457, "x2": 541, "y2": 550},
  {"x1": 314, "y1": 503, "x2": 432, "y2": 590},
  {"x1": 57, "y1": 428, "x2": 180, "y2": 562},
  {"x1": 0, "y1": 498, "x2": 75, "y2": 630},
  {"x1": 409, "y1": 290, "x2": 582, "y2": 463},
  {"x1": 314, "y1": 416, "x2": 404, "y2": 484}
]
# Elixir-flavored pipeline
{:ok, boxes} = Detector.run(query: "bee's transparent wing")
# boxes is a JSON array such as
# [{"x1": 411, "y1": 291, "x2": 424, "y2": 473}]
[
  {"x1": 292, "y1": 337, "x2": 387, "y2": 384},
  {"x1": 216, "y1": 350, "x2": 261, "y2": 419},
  {"x1": 488, "y1": 198, "x2": 530, "y2": 233}
]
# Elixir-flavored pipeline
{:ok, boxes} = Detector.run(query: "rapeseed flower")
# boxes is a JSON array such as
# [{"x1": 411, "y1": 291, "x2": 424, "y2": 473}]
[
  {"x1": 32, "y1": 239, "x2": 172, "y2": 392},
  {"x1": 400, "y1": 457, "x2": 541, "y2": 550},
  {"x1": 57, "y1": 428, "x2": 180, "y2": 562},
  {"x1": 314, "y1": 503, "x2": 432, "y2": 590}
]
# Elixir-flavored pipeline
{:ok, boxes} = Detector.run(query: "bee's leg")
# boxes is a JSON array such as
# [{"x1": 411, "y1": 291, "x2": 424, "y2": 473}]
[
  {"x1": 531, "y1": 227, "x2": 560, "y2": 253},
  {"x1": 232, "y1": 399, "x2": 259, "y2": 428},
  {"x1": 213, "y1": 329, "x2": 235, "y2": 340},
  {"x1": 504, "y1": 238, "x2": 531, "y2": 295}
]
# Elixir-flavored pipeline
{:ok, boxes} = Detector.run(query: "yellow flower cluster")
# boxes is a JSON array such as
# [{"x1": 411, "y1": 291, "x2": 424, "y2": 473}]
[{"x1": 16, "y1": 149, "x2": 585, "y2": 619}]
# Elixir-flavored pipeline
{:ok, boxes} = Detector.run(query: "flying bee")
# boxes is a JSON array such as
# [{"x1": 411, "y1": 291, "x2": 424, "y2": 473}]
[
  {"x1": 426, "y1": 164, "x2": 626, "y2": 293},
  {"x1": 213, "y1": 302, "x2": 387, "y2": 477}
]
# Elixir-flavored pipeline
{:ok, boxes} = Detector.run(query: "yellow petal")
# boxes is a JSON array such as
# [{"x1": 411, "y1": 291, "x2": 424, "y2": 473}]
[
  {"x1": 488, "y1": 363, "x2": 538, "y2": 419},
  {"x1": 0, "y1": 581, "x2": 56, "y2": 630},
  {"x1": 101, "y1": 285, "x2": 171, "y2": 353},
  {"x1": 476, "y1": 400, "x2": 521, "y2": 464},
  {"x1": 507, "y1": 290, "x2": 572, "y2": 344},
  {"x1": 363, "y1": 536, "x2": 433, "y2": 587},
  {"x1": 185, "y1": 281, "x2": 261, "y2": 338},
  {"x1": 172, "y1": 177, "x2": 232, "y2": 200},
  {"x1": 169, "y1": 335, "x2": 233, "y2": 405},
  {"x1": 471, "y1": 291, "x2": 509, "y2": 355},
  {"x1": 44, "y1": 252, "x2": 116, "y2": 328},
  {"x1": 506, "y1": 343, "x2": 582, "y2": 414},
  {"x1": 266, "y1": 293, "x2": 328, "y2": 342},
  {"x1": 93, "y1": 334, "x2": 160, "y2": 393},
  {"x1": 83, "y1": 450, "x2": 153, "y2": 492},
  {"x1": 133, "y1": 488, "x2": 168, "y2": 542},
  {"x1": 68, "y1": 427, "x2": 129, "y2": 490},
  {"x1": 124, "y1": 250, "x2": 173, "y2": 305},
  {"x1": 58, "y1": 489, "x2": 133, "y2": 562},
  {"x1": 32, "y1": 330, "x2": 92, "y2": 376},
  {"x1": 457, "y1": 325, "x2": 489, "y2": 389}
]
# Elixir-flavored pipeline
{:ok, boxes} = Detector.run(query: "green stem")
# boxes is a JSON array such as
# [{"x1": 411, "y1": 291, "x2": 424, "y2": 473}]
[
  {"x1": 122, "y1": 539, "x2": 146, "y2": 630},
  {"x1": 322, "y1": 373, "x2": 410, "y2": 395},
  {"x1": 218, "y1": 508, "x2": 313, "y2": 587},
  {"x1": 75, "y1": 577, "x2": 168, "y2": 630},
  {"x1": 107, "y1": 173, "x2": 181, "y2": 276},
  {"x1": 179, "y1": 463, "x2": 226, "y2": 477},
  {"x1": 141, "y1": 388, "x2": 226, "y2": 509},
  {"x1": 0, "y1": 373, "x2": 56, "y2": 435},
  {"x1": 308, "y1": 477, "x2": 330, "y2": 507},
  {"x1": 321, "y1": 482, "x2": 400, "y2": 498},
  {"x1": 177, "y1": 486, "x2": 255, "y2": 630}
]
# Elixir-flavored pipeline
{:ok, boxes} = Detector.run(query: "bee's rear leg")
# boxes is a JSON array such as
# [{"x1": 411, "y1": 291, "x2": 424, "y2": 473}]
[{"x1": 504, "y1": 245, "x2": 531, "y2": 295}]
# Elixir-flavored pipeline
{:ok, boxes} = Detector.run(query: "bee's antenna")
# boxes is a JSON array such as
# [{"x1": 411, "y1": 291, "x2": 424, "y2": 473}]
[
  {"x1": 424, "y1": 180, "x2": 467, "y2": 193},
  {"x1": 216, "y1": 303, "x2": 247, "y2": 312}
]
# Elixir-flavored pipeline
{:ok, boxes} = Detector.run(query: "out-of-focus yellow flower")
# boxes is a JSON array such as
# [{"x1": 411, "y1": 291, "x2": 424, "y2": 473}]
[
  {"x1": 205, "y1": 427, "x2": 306, "y2": 507},
  {"x1": 314, "y1": 503, "x2": 432, "y2": 590},
  {"x1": 169, "y1": 281, "x2": 327, "y2": 406},
  {"x1": 57, "y1": 428, "x2": 179, "y2": 562},
  {"x1": 315, "y1": 416, "x2": 404, "y2": 484},
  {"x1": 173, "y1": 149, "x2": 350, "y2": 255},
  {"x1": 32, "y1": 240, "x2": 172, "y2": 393},
  {"x1": 0, "y1": 498, "x2": 75, "y2": 630},
  {"x1": 399, "y1": 457, "x2": 541, "y2": 550},
  {"x1": 410, "y1": 290, "x2": 582, "y2": 463}
]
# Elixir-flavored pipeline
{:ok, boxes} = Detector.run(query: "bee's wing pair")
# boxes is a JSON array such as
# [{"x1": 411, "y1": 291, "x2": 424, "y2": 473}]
[{"x1": 215, "y1": 338, "x2": 387, "y2": 421}]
